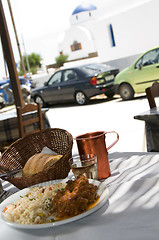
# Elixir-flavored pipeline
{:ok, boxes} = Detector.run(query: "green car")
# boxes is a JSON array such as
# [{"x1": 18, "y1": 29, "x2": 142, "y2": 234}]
[{"x1": 114, "y1": 46, "x2": 159, "y2": 100}]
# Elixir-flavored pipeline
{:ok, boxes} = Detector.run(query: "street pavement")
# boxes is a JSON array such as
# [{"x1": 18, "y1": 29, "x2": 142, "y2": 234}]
[{"x1": 46, "y1": 94, "x2": 149, "y2": 155}]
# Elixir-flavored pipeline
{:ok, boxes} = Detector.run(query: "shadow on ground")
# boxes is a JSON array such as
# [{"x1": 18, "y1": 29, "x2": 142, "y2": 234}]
[
  {"x1": 114, "y1": 94, "x2": 147, "y2": 103},
  {"x1": 48, "y1": 96, "x2": 120, "y2": 109}
]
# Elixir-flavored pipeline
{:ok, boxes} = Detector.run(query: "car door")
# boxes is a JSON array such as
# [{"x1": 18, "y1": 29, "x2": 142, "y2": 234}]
[
  {"x1": 41, "y1": 71, "x2": 63, "y2": 103},
  {"x1": 58, "y1": 69, "x2": 79, "y2": 100},
  {"x1": 131, "y1": 48, "x2": 159, "y2": 92}
]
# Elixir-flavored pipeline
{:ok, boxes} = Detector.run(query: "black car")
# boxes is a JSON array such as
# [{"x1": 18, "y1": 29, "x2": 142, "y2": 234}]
[{"x1": 31, "y1": 63, "x2": 119, "y2": 106}]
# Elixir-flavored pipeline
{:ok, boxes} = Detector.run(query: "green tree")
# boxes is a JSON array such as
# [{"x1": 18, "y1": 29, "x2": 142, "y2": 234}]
[
  {"x1": 19, "y1": 53, "x2": 42, "y2": 75},
  {"x1": 55, "y1": 54, "x2": 68, "y2": 68}
]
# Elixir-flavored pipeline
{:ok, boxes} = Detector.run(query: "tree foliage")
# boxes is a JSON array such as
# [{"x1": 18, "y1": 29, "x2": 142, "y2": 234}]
[
  {"x1": 55, "y1": 54, "x2": 68, "y2": 68},
  {"x1": 19, "y1": 53, "x2": 42, "y2": 75}
]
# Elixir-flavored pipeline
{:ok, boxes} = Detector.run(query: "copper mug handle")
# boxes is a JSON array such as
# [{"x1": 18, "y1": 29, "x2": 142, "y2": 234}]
[{"x1": 105, "y1": 131, "x2": 119, "y2": 151}]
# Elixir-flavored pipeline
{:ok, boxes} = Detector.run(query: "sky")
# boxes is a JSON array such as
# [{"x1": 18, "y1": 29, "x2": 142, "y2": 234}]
[{"x1": 0, "y1": 0, "x2": 150, "y2": 78}]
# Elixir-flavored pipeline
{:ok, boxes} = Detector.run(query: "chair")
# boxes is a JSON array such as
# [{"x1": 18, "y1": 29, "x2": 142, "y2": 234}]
[
  {"x1": 145, "y1": 82, "x2": 159, "y2": 151},
  {"x1": 16, "y1": 103, "x2": 44, "y2": 138},
  {"x1": 145, "y1": 81, "x2": 159, "y2": 109}
]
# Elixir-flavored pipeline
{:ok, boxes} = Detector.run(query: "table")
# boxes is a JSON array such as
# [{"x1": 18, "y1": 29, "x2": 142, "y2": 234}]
[
  {"x1": 0, "y1": 107, "x2": 50, "y2": 145},
  {"x1": 1, "y1": 151, "x2": 159, "y2": 240},
  {"x1": 134, "y1": 107, "x2": 159, "y2": 152}
]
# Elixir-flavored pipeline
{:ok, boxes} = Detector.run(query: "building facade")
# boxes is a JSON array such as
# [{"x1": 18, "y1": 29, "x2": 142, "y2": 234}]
[{"x1": 58, "y1": 0, "x2": 159, "y2": 69}]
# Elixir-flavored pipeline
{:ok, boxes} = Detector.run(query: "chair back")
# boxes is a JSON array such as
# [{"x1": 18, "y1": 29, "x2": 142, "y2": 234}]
[
  {"x1": 146, "y1": 82, "x2": 159, "y2": 109},
  {"x1": 17, "y1": 103, "x2": 43, "y2": 138}
]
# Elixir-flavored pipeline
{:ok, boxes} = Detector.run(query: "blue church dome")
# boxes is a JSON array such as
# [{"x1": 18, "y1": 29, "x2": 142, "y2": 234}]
[{"x1": 72, "y1": 3, "x2": 97, "y2": 15}]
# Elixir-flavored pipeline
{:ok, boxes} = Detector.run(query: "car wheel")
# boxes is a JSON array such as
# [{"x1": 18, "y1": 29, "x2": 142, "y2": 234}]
[
  {"x1": 119, "y1": 83, "x2": 134, "y2": 100},
  {"x1": 75, "y1": 91, "x2": 87, "y2": 105},
  {"x1": 34, "y1": 95, "x2": 46, "y2": 107}
]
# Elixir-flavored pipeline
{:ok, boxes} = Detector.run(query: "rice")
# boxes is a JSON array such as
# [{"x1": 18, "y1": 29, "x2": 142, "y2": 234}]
[{"x1": 3, "y1": 182, "x2": 66, "y2": 225}]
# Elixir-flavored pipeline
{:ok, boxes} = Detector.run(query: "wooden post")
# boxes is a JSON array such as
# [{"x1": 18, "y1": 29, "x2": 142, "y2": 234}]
[
  {"x1": 0, "y1": 0, "x2": 24, "y2": 107},
  {"x1": 7, "y1": 0, "x2": 26, "y2": 76}
]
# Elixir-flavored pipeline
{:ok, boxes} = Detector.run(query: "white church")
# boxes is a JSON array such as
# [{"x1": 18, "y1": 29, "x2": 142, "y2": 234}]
[{"x1": 58, "y1": 0, "x2": 159, "y2": 70}]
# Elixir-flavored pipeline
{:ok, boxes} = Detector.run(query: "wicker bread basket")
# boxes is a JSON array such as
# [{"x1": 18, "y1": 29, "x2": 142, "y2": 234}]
[{"x1": 0, "y1": 128, "x2": 73, "y2": 189}]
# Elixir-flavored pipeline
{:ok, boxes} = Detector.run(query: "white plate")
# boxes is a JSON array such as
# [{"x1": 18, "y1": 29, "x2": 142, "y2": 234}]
[{"x1": 0, "y1": 179, "x2": 109, "y2": 229}]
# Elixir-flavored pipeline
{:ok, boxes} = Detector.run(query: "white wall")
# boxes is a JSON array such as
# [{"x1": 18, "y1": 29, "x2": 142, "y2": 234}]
[
  {"x1": 58, "y1": 25, "x2": 96, "y2": 60},
  {"x1": 70, "y1": 10, "x2": 97, "y2": 25},
  {"x1": 59, "y1": 0, "x2": 159, "y2": 63},
  {"x1": 94, "y1": 0, "x2": 159, "y2": 61}
]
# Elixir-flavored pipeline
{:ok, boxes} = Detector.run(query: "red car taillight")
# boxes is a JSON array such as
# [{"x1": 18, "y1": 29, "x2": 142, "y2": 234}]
[{"x1": 90, "y1": 76, "x2": 98, "y2": 85}]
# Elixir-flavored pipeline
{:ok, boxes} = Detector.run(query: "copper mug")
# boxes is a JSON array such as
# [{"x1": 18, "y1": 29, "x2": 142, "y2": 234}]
[{"x1": 75, "y1": 131, "x2": 119, "y2": 180}]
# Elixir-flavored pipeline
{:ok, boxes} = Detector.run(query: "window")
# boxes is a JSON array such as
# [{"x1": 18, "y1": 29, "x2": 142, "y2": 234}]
[
  {"x1": 135, "y1": 58, "x2": 142, "y2": 69},
  {"x1": 81, "y1": 63, "x2": 109, "y2": 75},
  {"x1": 70, "y1": 41, "x2": 82, "y2": 51},
  {"x1": 135, "y1": 48, "x2": 159, "y2": 68},
  {"x1": 109, "y1": 24, "x2": 116, "y2": 47},
  {"x1": 48, "y1": 72, "x2": 62, "y2": 85},
  {"x1": 63, "y1": 70, "x2": 78, "y2": 82}
]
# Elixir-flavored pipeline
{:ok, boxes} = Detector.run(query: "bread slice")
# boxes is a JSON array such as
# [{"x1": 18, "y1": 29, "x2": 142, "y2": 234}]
[{"x1": 22, "y1": 153, "x2": 63, "y2": 176}]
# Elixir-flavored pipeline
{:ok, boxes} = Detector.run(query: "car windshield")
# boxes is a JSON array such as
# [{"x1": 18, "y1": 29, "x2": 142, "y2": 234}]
[
  {"x1": 80, "y1": 63, "x2": 112, "y2": 75},
  {"x1": 135, "y1": 48, "x2": 159, "y2": 68}
]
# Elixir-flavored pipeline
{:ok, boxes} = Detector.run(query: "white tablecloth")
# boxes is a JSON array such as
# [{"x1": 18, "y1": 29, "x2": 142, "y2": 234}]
[{"x1": 1, "y1": 151, "x2": 159, "y2": 240}]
